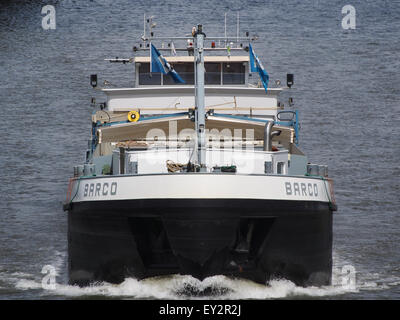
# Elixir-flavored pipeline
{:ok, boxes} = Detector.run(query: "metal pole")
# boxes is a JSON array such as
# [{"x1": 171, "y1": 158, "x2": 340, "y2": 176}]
[
  {"x1": 237, "y1": 12, "x2": 239, "y2": 47},
  {"x1": 224, "y1": 13, "x2": 227, "y2": 47},
  {"x1": 143, "y1": 13, "x2": 146, "y2": 39},
  {"x1": 194, "y1": 25, "x2": 206, "y2": 170},
  {"x1": 263, "y1": 121, "x2": 274, "y2": 151}
]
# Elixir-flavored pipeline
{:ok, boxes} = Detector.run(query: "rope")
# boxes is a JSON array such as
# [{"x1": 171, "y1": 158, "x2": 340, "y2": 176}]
[
  {"x1": 66, "y1": 178, "x2": 76, "y2": 203},
  {"x1": 325, "y1": 178, "x2": 337, "y2": 211},
  {"x1": 166, "y1": 160, "x2": 185, "y2": 172},
  {"x1": 308, "y1": 174, "x2": 337, "y2": 211},
  {"x1": 68, "y1": 178, "x2": 81, "y2": 204}
]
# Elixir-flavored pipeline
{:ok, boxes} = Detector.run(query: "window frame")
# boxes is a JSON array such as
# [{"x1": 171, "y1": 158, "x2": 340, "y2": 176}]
[{"x1": 135, "y1": 61, "x2": 248, "y2": 86}]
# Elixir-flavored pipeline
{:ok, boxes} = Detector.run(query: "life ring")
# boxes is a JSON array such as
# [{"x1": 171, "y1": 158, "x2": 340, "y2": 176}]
[{"x1": 127, "y1": 110, "x2": 140, "y2": 122}]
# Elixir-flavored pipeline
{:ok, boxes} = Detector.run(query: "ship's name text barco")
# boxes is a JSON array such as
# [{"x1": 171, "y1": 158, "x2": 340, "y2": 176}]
[
  {"x1": 83, "y1": 182, "x2": 117, "y2": 197},
  {"x1": 285, "y1": 182, "x2": 318, "y2": 197}
]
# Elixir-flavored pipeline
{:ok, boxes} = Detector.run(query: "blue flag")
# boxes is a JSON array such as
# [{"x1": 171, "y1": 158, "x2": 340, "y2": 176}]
[
  {"x1": 249, "y1": 44, "x2": 269, "y2": 93},
  {"x1": 150, "y1": 43, "x2": 185, "y2": 84}
]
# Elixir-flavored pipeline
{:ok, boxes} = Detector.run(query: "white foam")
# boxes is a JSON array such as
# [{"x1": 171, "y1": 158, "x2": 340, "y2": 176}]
[
  {"x1": 3, "y1": 249, "x2": 400, "y2": 299},
  {"x1": 15, "y1": 279, "x2": 43, "y2": 290},
  {"x1": 48, "y1": 277, "x2": 178, "y2": 299},
  {"x1": 6, "y1": 270, "x2": 400, "y2": 299},
  {"x1": 20, "y1": 274, "x2": 348, "y2": 299}
]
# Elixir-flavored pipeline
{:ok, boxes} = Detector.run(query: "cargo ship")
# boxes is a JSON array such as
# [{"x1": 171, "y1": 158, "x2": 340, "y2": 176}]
[{"x1": 63, "y1": 22, "x2": 337, "y2": 287}]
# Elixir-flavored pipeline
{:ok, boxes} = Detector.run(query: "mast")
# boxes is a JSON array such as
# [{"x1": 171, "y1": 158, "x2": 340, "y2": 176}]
[{"x1": 194, "y1": 24, "x2": 206, "y2": 171}]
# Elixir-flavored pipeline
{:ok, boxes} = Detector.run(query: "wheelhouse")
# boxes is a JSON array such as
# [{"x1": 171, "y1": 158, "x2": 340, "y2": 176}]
[{"x1": 135, "y1": 56, "x2": 249, "y2": 86}]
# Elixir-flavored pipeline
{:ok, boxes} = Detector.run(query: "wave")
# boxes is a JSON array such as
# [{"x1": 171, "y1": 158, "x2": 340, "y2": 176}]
[
  {"x1": 13, "y1": 271, "x2": 399, "y2": 300},
  {"x1": 3, "y1": 250, "x2": 399, "y2": 299}
]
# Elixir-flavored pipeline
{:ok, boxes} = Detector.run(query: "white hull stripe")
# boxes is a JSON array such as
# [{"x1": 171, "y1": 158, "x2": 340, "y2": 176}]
[{"x1": 69, "y1": 174, "x2": 333, "y2": 203}]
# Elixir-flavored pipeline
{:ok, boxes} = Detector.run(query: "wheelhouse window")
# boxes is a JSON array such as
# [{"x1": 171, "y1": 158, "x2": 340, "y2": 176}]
[
  {"x1": 223, "y1": 63, "x2": 245, "y2": 84},
  {"x1": 163, "y1": 63, "x2": 194, "y2": 85},
  {"x1": 138, "y1": 63, "x2": 161, "y2": 85},
  {"x1": 137, "y1": 61, "x2": 246, "y2": 85},
  {"x1": 205, "y1": 63, "x2": 221, "y2": 85}
]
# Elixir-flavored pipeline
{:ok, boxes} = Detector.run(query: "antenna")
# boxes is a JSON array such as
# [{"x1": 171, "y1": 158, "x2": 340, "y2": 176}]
[
  {"x1": 224, "y1": 12, "x2": 227, "y2": 47},
  {"x1": 147, "y1": 15, "x2": 156, "y2": 39},
  {"x1": 143, "y1": 13, "x2": 146, "y2": 40},
  {"x1": 236, "y1": 12, "x2": 239, "y2": 47}
]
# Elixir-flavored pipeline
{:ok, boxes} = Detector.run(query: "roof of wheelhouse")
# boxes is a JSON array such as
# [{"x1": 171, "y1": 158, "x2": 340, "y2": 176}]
[{"x1": 134, "y1": 56, "x2": 249, "y2": 63}]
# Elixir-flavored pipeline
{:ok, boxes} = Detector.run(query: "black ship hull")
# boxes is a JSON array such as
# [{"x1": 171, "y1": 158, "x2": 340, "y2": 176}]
[{"x1": 68, "y1": 198, "x2": 332, "y2": 287}]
